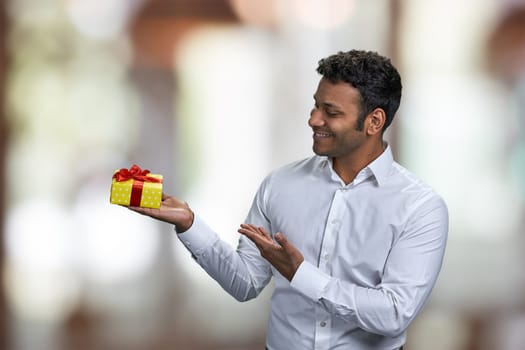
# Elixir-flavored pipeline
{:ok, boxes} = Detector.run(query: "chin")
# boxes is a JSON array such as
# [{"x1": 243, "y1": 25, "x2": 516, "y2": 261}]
[{"x1": 312, "y1": 146, "x2": 330, "y2": 157}]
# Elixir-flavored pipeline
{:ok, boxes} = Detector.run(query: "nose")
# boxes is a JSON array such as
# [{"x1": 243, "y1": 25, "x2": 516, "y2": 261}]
[{"x1": 308, "y1": 108, "x2": 324, "y2": 128}]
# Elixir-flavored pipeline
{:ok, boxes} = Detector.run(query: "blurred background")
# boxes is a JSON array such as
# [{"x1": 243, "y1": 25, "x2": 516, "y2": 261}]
[{"x1": 0, "y1": 0, "x2": 524, "y2": 349}]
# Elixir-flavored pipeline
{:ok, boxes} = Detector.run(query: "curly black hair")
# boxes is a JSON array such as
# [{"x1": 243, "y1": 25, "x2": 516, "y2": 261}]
[{"x1": 316, "y1": 50, "x2": 402, "y2": 132}]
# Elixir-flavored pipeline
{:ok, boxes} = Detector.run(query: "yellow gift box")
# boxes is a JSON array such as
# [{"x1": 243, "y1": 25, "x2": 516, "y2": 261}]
[{"x1": 110, "y1": 165, "x2": 163, "y2": 209}]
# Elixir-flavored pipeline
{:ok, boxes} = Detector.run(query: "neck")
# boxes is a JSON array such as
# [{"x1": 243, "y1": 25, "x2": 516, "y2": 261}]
[{"x1": 332, "y1": 140, "x2": 385, "y2": 185}]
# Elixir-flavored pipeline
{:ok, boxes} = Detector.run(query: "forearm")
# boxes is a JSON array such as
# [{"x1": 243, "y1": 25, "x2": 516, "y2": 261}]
[
  {"x1": 291, "y1": 261, "x2": 421, "y2": 336},
  {"x1": 322, "y1": 277, "x2": 421, "y2": 336},
  {"x1": 178, "y1": 215, "x2": 272, "y2": 301}
]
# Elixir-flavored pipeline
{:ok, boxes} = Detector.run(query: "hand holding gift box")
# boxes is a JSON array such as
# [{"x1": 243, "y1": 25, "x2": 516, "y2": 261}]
[{"x1": 110, "y1": 164, "x2": 163, "y2": 209}]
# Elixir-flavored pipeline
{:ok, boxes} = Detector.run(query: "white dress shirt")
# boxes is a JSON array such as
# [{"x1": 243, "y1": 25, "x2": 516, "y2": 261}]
[{"x1": 178, "y1": 145, "x2": 448, "y2": 350}]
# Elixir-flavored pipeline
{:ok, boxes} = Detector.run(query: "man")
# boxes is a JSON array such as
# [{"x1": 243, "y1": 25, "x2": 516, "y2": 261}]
[{"x1": 131, "y1": 50, "x2": 448, "y2": 350}]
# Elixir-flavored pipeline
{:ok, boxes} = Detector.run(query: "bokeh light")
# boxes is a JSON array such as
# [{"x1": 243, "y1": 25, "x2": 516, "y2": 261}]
[{"x1": 2, "y1": 0, "x2": 525, "y2": 349}]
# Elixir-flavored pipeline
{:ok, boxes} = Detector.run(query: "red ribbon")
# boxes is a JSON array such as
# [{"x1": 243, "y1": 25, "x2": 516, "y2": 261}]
[
  {"x1": 113, "y1": 164, "x2": 162, "y2": 207},
  {"x1": 113, "y1": 164, "x2": 162, "y2": 183}
]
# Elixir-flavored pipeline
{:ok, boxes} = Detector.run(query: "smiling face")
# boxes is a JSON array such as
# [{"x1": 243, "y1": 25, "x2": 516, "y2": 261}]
[{"x1": 308, "y1": 78, "x2": 368, "y2": 160}]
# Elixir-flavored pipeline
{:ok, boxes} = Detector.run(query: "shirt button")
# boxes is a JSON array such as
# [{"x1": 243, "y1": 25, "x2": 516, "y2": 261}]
[{"x1": 320, "y1": 321, "x2": 327, "y2": 327}]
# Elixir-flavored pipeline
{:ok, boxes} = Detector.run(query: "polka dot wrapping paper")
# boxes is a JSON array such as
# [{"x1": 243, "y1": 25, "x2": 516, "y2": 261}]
[{"x1": 110, "y1": 165, "x2": 163, "y2": 209}]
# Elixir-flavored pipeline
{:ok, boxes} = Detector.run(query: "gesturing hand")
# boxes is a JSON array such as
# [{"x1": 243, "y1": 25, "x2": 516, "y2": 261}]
[
  {"x1": 238, "y1": 224, "x2": 304, "y2": 281},
  {"x1": 128, "y1": 193, "x2": 194, "y2": 233}
]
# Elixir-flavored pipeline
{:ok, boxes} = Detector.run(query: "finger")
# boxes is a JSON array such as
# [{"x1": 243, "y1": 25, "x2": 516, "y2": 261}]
[
  {"x1": 128, "y1": 206, "x2": 160, "y2": 218},
  {"x1": 249, "y1": 225, "x2": 275, "y2": 243},
  {"x1": 256, "y1": 226, "x2": 270, "y2": 237},
  {"x1": 246, "y1": 223, "x2": 261, "y2": 232},
  {"x1": 239, "y1": 224, "x2": 262, "y2": 236},
  {"x1": 240, "y1": 224, "x2": 268, "y2": 237},
  {"x1": 238, "y1": 227, "x2": 260, "y2": 241},
  {"x1": 239, "y1": 226, "x2": 275, "y2": 245},
  {"x1": 128, "y1": 206, "x2": 146, "y2": 214}
]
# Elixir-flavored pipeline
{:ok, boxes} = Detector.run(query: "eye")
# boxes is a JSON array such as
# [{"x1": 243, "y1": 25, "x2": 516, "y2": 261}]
[{"x1": 326, "y1": 110, "x2": 340, "y2": 117}]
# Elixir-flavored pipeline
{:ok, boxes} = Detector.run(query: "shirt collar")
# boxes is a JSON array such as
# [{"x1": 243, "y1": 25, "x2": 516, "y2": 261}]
[
  {"x1": 366, "y1": 143, "x2": 394, "y2": 186},
  {"x1": 320, "y1": 143, "x2": 394, "y2": 187}
]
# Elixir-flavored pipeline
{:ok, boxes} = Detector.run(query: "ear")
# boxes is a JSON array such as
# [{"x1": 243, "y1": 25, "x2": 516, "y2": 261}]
[{"x1": 366, "y1": 108, "x2": 386, "y2": 136}]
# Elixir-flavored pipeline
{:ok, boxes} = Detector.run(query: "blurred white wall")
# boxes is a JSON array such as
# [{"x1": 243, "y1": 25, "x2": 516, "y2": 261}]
[{"x1": 3, "y1": 0, "x2": 525, "y2": 349}]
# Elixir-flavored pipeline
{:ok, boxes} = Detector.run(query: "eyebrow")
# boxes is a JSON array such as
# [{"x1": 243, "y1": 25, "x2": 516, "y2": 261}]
[{"x1": 313, "y1": 95, "x2": 341, "y2": 109}]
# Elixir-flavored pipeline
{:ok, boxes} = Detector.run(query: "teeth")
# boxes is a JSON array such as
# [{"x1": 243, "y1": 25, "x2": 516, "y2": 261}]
[{"x1": 315, "y1": 131, "x2": 332, "y2": 137}]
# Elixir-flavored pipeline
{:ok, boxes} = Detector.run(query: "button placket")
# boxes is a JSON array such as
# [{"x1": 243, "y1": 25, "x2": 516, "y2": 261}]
[
  {"x1": 314, "y1": 188, "x2": 347, "y2": 350},
  {"x1": 314, "y1": 307, "x2": 331, "y2": 350},
  {"x1": 314, "y1": 303, "x2": 332, "y2": 350},
  {"x1": 319, "y1": 189, "x2": 345, "y2": 273}
]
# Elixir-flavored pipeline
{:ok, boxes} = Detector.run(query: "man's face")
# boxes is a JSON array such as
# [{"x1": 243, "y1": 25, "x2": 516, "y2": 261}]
[{"x1": 308, "y1": 78, "x2": 367, "y2": 159}]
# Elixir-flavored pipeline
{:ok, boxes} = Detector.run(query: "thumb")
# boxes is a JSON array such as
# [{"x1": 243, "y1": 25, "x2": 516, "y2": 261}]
[{"x1": 275, "y1": 232, "x2": 290, "y2": 249}]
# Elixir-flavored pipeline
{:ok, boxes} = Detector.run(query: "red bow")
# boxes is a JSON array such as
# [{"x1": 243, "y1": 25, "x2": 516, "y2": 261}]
[{"x1": 113, "y1": 164, "x2": 162, "y2": 183}]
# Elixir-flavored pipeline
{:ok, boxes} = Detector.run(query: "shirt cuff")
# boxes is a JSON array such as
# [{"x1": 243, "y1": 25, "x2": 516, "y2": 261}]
[
  {"x1": 290, "y1": 260, "x2": 331, "y2": 301},
  {"x1": 176, "y1": 215, "x2": 218, "y2": 256}
]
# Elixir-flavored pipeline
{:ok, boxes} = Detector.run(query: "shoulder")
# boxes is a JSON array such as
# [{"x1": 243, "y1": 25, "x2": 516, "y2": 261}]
[
  {"x1": 387, "y1": 163, "x2": 449, "y2": 239},
  {"x1": 267, "y1": 155, "x2": 324, "y2": 179},
  {"x1": 389, "y1": 161, "x2": 448, "y2": 212},
  {"x1": 257, "y1": 155, "x2": 324, "y2": 192}
]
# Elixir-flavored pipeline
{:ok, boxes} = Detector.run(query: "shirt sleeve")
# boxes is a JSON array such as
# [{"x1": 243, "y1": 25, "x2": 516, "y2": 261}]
[
  {"x1": 177, "y1": 177, "x2": 274, "y2": 302},
  {"x1": 290, "y1": 195, "x2": 449, "y2": 337}
]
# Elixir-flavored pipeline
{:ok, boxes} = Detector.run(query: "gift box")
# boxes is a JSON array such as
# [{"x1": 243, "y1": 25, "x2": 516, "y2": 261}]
[{"x1": 110, "y1": 164, "x2": 163, "y2": 209}]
